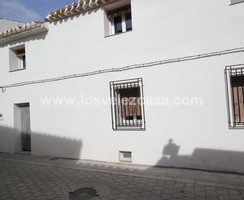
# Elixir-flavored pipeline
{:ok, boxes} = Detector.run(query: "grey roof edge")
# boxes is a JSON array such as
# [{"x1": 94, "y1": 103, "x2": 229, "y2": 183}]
[
  {"x1": 0, "y1": 22, "x2": 48, "y2": 46},
  {"x1": 45, "y1": 0, "x2": 119, "y2": 22}
]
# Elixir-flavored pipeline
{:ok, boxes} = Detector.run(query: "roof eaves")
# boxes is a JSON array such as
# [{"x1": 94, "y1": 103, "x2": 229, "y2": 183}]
[
  {"x1": 0, "y1": 22, "x2": 48, "y2": 46},
  {"x1": 45, "y1": 0, "x2": 119, "y2": 22}
]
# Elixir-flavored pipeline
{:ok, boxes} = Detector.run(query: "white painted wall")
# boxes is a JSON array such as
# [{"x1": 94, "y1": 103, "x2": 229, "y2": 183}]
[{"x1": 0, "y1": 0, "x2": 244, "y2": 173}]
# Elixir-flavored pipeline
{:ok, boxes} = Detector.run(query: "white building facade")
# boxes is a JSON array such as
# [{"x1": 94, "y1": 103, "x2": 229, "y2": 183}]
[{"x1": 0, "y1": 0, "x2": 244, "y2": 173}]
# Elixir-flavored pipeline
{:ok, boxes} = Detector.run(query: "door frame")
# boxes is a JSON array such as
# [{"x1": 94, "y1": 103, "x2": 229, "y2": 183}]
[{"x1": 14, "y1": 102, "x2": 31, "y2": 152}]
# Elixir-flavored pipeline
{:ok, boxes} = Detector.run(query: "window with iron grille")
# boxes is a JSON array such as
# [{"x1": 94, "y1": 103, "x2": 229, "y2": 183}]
[
  {"x1": 225, "y1": 65, "x2": 244, "y2": 128},
  {"x1": 110, "y1": 78, "x2": 145, "y2": 130}
]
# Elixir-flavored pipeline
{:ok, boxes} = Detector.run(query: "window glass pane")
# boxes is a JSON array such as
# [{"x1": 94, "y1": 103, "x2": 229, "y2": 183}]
[
  {"x1": 18, "y1": 55, "x2": 26, "y2": 69},
  {"x1": 125, "y1": 13, "x2": 132, "y2": 31},
  {"x1": 23, "y1": 55, "x2": 26, "y2": 69},
  {"x1": 114, "y1": 16, "x2": 122, "y2": 33},
  {"x1": 120, "y1": 87, "x2": 141, "y2": 119},
  {"x1": 231, "y1": 75, "x2": 244, "y2": 123}
]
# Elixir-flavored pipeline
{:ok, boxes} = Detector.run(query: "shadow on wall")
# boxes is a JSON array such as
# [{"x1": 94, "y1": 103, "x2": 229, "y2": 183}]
[
  {"x1": 156, "y1": 139, "x2": 244, "y2": 173},
  {"x1": 1, "y1": 123, "x2": 244, "y2": 174},
  {"x1": 0, "y1": 125, "x2": 82, "y2": 159}
]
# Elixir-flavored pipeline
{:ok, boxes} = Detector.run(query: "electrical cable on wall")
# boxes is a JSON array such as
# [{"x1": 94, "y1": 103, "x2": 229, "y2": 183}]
[{"x1": 1, "y1": 47, "x2": 244, "y2": 90}]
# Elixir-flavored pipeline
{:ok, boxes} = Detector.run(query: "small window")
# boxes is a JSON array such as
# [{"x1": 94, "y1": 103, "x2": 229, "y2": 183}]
[
  {"x1": 105, "y1": 4, "x2": 132, "y2": 36},
  {"x1": 119, "y1": 151, "x2": 132, "y2": 163},
  {"x1": 9, "y1": 45, "x2": 26, "y2": 72},
  {"x1": 230, "y1": 0, "x2": 244, "y2": 5},
  {"x1": 0, "y1": 113, "x2": 3, "y2": 121},
  {"x1": 110, "y1": 78, "x2": 145, "y2": 130},
  {"x1": 225, "y1": 65, "x2": 244, "y2": 128}
]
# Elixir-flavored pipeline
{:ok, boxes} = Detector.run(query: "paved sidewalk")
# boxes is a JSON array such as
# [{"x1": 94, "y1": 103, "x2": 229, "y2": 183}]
[{"x1": 0, "y1": 153, "x2": 244, "y2": 200}]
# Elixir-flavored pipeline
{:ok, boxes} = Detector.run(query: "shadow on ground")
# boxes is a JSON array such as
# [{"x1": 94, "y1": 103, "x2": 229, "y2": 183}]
[{"x1": 1, "y1": 124, "x2": 244, "y2": 179}]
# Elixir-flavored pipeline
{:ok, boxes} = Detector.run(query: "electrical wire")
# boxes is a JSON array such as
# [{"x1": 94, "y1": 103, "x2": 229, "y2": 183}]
[{"x1": 1, "y1": 47, "x2": 244, "y2": 90}]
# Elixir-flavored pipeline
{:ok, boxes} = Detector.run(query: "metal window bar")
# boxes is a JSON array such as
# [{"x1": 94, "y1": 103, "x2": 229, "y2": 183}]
[
  {"x1": 232, "y1": 69, "x2": 244, "y2": 124},
  {"x1": 110, "y1": 78, "x2": 145, "y2": 131}
]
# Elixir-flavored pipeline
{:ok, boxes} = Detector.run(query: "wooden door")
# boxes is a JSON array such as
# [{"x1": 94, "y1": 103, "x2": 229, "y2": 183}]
[{"x1": 20, "y1": 106, "x2": 31, "y2": 151}]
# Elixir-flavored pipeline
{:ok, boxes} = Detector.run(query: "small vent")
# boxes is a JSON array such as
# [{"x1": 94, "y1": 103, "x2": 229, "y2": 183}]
[
  {"x1": 0, "y1": 113, "x2": 3, "y2": 121},
  {"x1": 119, "y1": 151, "x2": 132, "y2": 163}
]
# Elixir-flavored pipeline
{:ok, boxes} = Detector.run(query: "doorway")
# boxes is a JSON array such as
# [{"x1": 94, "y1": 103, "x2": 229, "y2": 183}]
[{"x1": 14, "y1": 103, "x2": 31, "y2": 152}]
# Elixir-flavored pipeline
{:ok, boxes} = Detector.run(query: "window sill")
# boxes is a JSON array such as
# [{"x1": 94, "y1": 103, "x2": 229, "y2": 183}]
[
  {"x1": 113, "y1": 126, "x2": 146, "y2": 131},
  {"x1": 9, "y1": 68, "x2": 26, "y2": 73},
  {"x1": 105, "y1": 29, "x2": 133, "y2": 38},
  {"x1": 119, "y1": 160, "x2": 132, "y2": 163},
  {"x1": 229, "y1": 124, "x2": 244, "y2": 129}
]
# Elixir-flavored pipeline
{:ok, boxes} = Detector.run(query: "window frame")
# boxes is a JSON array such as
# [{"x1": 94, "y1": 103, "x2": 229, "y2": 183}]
[
  {"x1": 225, "y1": 65, "x2": 244, "y2": 129},
  {"x1": 105, "y1": 4, "x2": 133, "y2": 37},
  {"x1": 9, "y1": 45, "x2": 26, "y2": 72},
  {"x1": 110, "y1": 78, "x2": 146, "y2": 131},
  {"x1": 16, "y1": 50, "x2": 26, "y2": 70}
]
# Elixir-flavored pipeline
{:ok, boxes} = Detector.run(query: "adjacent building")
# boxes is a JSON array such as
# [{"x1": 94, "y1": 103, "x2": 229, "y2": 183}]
[{"x1": 0, "y1": 18, "x2": 24, "y2": 32}]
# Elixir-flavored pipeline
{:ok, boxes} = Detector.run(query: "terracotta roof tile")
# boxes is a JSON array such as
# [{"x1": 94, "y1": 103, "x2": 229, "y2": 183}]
[
  {"x1": 46, "y1": 0, "x2": 118, "y2": 22},
  {"x1": 0, "y1": 22, "x2": 48, "y2": 45}
]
